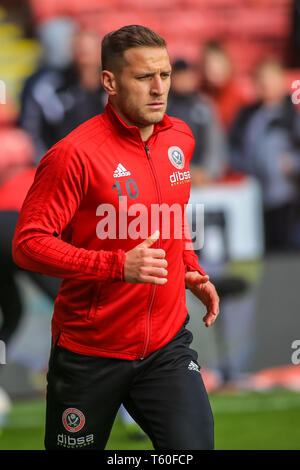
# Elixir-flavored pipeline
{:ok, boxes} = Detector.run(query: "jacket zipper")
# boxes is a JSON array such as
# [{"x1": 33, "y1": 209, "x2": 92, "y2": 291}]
[{"x1": 140, "y1": 143, "x2": 162, "y2": 359}]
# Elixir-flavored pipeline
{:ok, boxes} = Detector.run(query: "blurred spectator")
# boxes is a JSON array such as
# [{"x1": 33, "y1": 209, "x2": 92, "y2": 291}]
[
  {"x1": 199, "y1": 41, "x2": 249, "y2": 130},
  {"x1": 167, "y1": 59, "x2": 228, "y2": 186},
  {"x1": 230, "y1": 59, "x2": 300, "y2": 252},
  {"x1": 36, "y1": 17, "x2": 77, "y2": 70},
  {"x1": 0, "y1": 93, "x2": 61, "y2": 345},
  {"x1": 0, "y1": 95, "x2": 32, "y2": 345},
  {"x1": 0, "y1": 199, "x2": 61, "y2": 345},
  {"x1": 170, "y1": 59, "x2": 253, "y2": 384},
  {"x1": 0, "y1": 98, "x2": 34, "y2": 187},
  {"x1": 20, "y1": 28, "x2": 106, "y2": 163}
]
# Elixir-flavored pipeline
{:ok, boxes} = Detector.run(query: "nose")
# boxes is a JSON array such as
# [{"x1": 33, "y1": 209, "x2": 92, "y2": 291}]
[{"x1": 150, "y1": 76, "x2": 163, "y2": 96}]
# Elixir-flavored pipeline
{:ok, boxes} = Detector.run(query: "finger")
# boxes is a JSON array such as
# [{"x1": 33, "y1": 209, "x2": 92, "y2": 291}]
[
  {"x1": 138, "y1": 230, "x2": 160, "y2": 249},
  {"x1": 203, "y1": 315, "x2": 216, "y2": 327},
  {"x1": 187, "y1": 274, "x2": 210, "y2": 285},
  {"x1": 203, "y1": 309, "x2": 219, "y2": 327},
  {"x1": 210, "y1": 298, "x2": 220, "y2": 315},
  {"x1": 204, "y1": 310, "x2": 219, "y2": 321},
  {"x1": 144, "y1": 257, "x2": 168, "y2": 268},
  {"x1": 205, "y1": 305, "x2": 219, "y2": 321},
  {"x1": 140, "y1": 275, "x2": 168, "y2": 285},
  {"x1": 145, "y1": 248, "x2": 166, "y2": 259},
  {"x1": 141, "y1": 267, "x2": 168, "y2": 278},
  {"x1": 198, "y1": 275, "x2": 210, "y2": 283}
]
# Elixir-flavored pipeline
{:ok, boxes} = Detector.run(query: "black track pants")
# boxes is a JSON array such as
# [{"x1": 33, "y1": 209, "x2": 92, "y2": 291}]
[{"x1": 44, "y1": 318, "x2": 214, "y2": 450}]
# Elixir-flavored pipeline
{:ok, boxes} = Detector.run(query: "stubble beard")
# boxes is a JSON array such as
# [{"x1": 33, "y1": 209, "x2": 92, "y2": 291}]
[{"x1": 115, "y1": 83, "x2": 168, "y2": 128}]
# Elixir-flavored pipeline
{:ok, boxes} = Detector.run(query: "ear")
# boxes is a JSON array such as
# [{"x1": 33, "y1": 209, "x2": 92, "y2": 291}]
[{"x1": 101, "y1": 70, "x2": 118, "y2": 96}]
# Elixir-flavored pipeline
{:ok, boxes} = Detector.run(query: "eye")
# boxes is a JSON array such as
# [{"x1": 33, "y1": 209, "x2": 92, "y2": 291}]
[{"x1": 137, "y1": 75, "x2": 152, "y2": 80}]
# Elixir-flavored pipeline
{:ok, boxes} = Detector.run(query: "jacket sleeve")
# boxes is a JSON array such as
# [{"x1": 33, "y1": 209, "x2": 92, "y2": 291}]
[
  {"x1": 182, "y1": 208, "x2": 206, "y2": 276},
  {"x1": 12, "y1": 141, "x2": 125, "y2": 281}
]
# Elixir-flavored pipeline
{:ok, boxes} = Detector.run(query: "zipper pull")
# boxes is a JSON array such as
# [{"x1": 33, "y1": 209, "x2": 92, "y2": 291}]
[{"x1": 145, "y1": 144, "x2": 150, "y2": 157}]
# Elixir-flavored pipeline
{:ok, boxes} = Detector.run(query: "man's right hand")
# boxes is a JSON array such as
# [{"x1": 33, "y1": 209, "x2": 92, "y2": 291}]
[{"x1": 124, "y1": 230, "x2": 168, "y2": 285}]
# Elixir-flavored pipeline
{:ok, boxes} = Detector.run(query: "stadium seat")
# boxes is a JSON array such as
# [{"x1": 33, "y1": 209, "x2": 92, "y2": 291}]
[
  {"x1": 182, "y1": 0, "x2": 240, "y2": 8},
  {"x1": 0, "y1": 127, "x2": 34, "y2": 173},
  {"x1": 0, "y1": 23, "x2": 23, "y2": 42},
  {"x1": 166, "y1": 41, "x2": 200, "y2": 64},
  {"x1": 236, "y1": 74, "x2": 258, "y2": 102},
  {"x1": 0, "y1": 40, "x2": 42, "y2": 70},
  {"x1": 124, "y1": 0, "x2": 178, "y2": 10},
  {"x1": 159, "y1": 11, "x2": 225, "y2": 41},
  {"x1": 0, "y1": 6, "x2": 6, "y2": 22},
  {"x1": 69, "y1": 0, "x2": 127, "y2": 17},
  {"x1": 228, "y1": 10, "x2": 290, "y2": 38},
  {"x1": 28, "y1": 0, "x2": 68, "y2": 24},
  {"x1": 81, "y1": 11, "x2": 162, "y2": 38}
]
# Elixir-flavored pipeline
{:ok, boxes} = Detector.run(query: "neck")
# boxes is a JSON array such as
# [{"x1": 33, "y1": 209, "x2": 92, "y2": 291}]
[
  {"x1": 109, "y1": 99, "x2": 154, "y2": 142},
  {"x1": 139, "y1": 125, "x2": 154, "y2": 142},
  {"x1": 263, "y1": 96, "x2": 284, "y2": 108}
]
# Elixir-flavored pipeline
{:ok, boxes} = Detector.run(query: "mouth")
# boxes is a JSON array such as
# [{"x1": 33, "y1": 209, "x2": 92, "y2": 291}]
[{"x1": 147, "y1": 102, "x2": 164, "y2": 110}]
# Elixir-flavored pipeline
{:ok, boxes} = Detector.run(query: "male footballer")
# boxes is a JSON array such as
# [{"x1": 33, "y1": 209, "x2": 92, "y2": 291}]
[{"x1": 13, "y1": 25, "x2": 219, "y2": 450}]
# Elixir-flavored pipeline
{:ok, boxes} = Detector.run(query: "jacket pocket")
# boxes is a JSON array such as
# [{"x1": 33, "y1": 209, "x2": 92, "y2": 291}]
[{"x1": 86, "y1": 283, "x2": 103, "y2": 321}]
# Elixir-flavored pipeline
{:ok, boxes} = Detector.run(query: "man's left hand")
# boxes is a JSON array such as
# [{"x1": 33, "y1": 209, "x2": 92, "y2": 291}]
[{"x1": 185, "y1": 271, "x2": 220, "y2": 327}]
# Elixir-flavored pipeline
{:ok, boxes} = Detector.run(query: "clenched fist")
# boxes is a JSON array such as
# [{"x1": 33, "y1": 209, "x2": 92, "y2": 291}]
[{"x1": 124, "y1": 230, "x2": 168, "y2": 285}]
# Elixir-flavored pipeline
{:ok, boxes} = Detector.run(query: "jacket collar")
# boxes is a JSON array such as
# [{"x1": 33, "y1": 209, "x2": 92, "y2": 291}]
[{"x1": 103, "y1": 101, "x2": 173, "y2": 144}]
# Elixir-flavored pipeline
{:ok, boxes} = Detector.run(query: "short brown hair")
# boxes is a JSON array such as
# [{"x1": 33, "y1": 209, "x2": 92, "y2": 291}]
[{"x1": 101, "y1": 25, "x2": 166, "y2": 72}]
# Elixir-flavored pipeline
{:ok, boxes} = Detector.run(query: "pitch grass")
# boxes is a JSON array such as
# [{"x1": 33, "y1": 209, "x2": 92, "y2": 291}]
[{"x1": 0, "y1": 390, "x2": 300, "y2": 450}]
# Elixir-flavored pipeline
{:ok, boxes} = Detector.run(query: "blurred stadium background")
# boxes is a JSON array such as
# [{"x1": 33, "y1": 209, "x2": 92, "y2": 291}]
[{"x1": 1, "y1": 0, "x2": 300, "y2": 450}]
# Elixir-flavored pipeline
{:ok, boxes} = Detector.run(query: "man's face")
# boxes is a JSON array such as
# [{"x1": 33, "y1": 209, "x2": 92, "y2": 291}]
[
  {"x1": 73, "y1": 31, "x2": 101, "y2": 69},
  {"x1": 256, "y1": 66, "x2": 285, "y2": 104},
  {"x1": 171, "y1": 69, "x2": 197, "y2": 95},
  {"x1": 202, "y1": 51, "x2": 231, "y2": 88},
  {"x1": 113, "y1": 47, "x2": 171, "y2": 128}
]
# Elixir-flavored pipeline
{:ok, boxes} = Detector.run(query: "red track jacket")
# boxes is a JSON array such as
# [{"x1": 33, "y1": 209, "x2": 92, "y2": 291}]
[{"x1": 13, "y1": 102, "x2": 206, "y2": 360}]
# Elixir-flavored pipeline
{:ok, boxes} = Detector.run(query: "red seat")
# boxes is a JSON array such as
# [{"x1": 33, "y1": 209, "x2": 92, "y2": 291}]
[
  {"x1": 236, "y1": 74, "x2": 257, "y2": 102},
  {"x1": 125, "y1": 0, "x2": 178, "y2": 10},
  {"x1": 228, "y1": 9, "x2": 290, "y2": 38},
  {"x1": 159, "y1": 11, "x2": 226, "y2": 41},
  {"x1": 29, "y1": 0, "x2": 67, "y2": 24},
  {"x1": 182, "y1": 0, "x2": 240, "y2": 8},
  {"x1": 79, "y1": 11, "x2": 162, "y2": 38},
  {"x1": 70, "y1": 0, "x2": 126, "y2": 16},
  {"x1": 166, "y1": 40, "x2": 200, "y2": 64}
]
